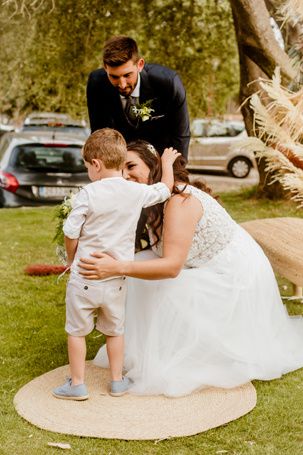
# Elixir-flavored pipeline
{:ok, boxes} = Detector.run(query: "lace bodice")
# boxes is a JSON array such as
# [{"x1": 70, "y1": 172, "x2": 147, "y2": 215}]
[{"x1": 151, "y1": 185, "x2": 237, "y2": 267}]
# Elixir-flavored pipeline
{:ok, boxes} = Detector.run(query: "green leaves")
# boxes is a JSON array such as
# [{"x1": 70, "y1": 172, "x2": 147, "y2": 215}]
[
  {"x1": 53, "y1": 192, "x2": 74, "y2": 246},
  {"x1": 0, "y1": 0, "x2": 239, "y2": 119}
]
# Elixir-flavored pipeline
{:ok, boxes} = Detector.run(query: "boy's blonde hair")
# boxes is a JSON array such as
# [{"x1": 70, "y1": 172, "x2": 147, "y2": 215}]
[{"x1": 82, "y1": 128, "x2": 127, "y2": 169}]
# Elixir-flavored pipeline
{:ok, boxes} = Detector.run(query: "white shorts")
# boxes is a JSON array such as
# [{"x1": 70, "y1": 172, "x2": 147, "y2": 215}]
[{"x1": 65, "y1": 276, "x2": 127, "y2": 337}]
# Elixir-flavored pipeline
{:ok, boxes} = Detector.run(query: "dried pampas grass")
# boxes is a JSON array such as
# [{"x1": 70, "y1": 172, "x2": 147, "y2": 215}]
[
  {"x1": 245, "y1": 68, "x2": 303, "y2": 207},
  {"x1": 278, "y1": 0, "x2": 303, "y2": 26}
]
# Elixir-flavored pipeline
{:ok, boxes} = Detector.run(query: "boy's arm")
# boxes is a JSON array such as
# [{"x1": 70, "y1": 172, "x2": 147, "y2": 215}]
[
  {"x1": 63, "y1": 188, "x2": 89, "y2": 265},
  {"x1": 140, "y1": 147, "x2": 182, "y2": 208},
  {"x1": 64, "y1": 237, "x2": 79, "y2": 266},
  {"x1": 160, "y1": 147, "x2": 181, "y2": 192}
]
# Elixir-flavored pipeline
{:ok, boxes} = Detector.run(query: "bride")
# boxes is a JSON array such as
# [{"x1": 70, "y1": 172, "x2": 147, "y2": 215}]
[{"x1": 78, "y1": 140, "x2": 303, "y2": 397}]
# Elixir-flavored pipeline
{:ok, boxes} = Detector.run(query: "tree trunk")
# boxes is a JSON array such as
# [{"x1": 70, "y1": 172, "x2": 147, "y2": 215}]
[{"x1": 229, "y1": 0, "x2": 295, "y2": 199}]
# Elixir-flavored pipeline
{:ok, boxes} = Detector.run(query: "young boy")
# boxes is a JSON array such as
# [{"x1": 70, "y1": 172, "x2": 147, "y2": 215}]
[{"x1": 52, "y1": 128, "x2": 179, "y2": 400}]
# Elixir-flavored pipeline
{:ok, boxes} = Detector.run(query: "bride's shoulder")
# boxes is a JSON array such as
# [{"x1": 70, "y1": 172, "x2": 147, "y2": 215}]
[
  {"x1": 170, "y1": 183, "x2": 203, "y2": 203},
  {"x1": 165, "y1": 188, "x2": 203, "y2": 218}
]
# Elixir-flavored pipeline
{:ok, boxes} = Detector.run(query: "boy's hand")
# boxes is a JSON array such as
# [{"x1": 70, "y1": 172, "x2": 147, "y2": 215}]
[
  {"x1": 161, "y1": 147, "x2": 181, "y2": 166},
  {"x1": 66, "y1": 258, "x2": 73, "y2": 267},
  {"x1": 64, "y1": 236, "x2": 78, "y2": 266}
]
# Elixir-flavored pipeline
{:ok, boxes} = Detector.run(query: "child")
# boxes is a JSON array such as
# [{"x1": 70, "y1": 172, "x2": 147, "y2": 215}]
[{"x1": 53, "y1": 128, "x2": 180, "y2": 400}]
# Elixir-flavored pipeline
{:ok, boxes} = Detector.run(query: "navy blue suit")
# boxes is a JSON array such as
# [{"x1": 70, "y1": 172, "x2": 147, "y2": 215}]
[{"x1": 86, "y1": 64, "x2": 190, "y2": 159}]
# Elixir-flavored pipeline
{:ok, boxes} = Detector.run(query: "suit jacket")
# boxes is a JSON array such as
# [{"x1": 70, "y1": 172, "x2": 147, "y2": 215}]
[{"x1": 86, "y1": 63, "x2": 190, "y2": 159}]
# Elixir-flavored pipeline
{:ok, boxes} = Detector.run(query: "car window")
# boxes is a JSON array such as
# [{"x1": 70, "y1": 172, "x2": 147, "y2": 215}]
[
  {"x1": 191, "y1": 120, "x2": 245, "y2": 138},
  {"x1": 206, "y1": 124, "x2": 229, "y2": 137},
  {"x1": 228, "y1": 122, "x2": 245, "y2": 136},
  {"x1": 11, "y1": 144, "x2": 86, "y2": 173},
  {"x1": 191, "y1": 120, "x2": 207, "y2": 137}
]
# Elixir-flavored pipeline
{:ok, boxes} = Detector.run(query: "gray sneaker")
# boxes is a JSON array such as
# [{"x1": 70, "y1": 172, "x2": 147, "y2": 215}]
[
  {"x1": 52, "y1": 377, "x2": 89, "y2": 401},
  {"x1": 110, "y1": 376, "x2": 131, "y2": 397}
]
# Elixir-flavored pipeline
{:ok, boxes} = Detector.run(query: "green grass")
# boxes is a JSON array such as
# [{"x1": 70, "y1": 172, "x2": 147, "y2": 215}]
[{"x1": 1, "y1": 188, "x2": 303, "y2": 455}]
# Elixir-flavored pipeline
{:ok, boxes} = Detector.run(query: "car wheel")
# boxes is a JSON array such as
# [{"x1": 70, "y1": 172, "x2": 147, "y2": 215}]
[{"x1": 228, "y1": 156, "x2": 252, "y2": 178}]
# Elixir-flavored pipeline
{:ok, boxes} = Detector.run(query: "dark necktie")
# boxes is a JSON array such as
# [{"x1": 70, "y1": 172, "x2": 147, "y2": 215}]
[{"x1": 124, "y1": 96, "x2": 138, "y2": 125}]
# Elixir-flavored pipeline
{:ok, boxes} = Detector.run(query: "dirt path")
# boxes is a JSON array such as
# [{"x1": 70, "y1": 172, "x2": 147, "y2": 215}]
[{"x1": 189, "y1": 169, "x2": 259, "y2": 193}]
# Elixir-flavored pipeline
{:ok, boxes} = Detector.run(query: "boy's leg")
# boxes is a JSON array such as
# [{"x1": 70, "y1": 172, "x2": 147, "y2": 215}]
[
  {"x1": 106, "y1": 334, "x2": 124, "y2": 381},
  {"x1": 53, "y1": 279, "x2": 94, "y2": 400},
  {"x1": 99, "y1": 279, "x2": 130, "y2": 395},
  {"x1": 68, "y1": 334, "x2": 86, "y2": 385},
  {"x1": 52, "y1": 334, "x2": 88, "y2": 400}
]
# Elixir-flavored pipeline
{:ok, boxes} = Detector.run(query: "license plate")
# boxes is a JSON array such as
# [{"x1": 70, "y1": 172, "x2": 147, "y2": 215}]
[{"x1": 37, "y1": 186, "x2": 76, "y2": 198}]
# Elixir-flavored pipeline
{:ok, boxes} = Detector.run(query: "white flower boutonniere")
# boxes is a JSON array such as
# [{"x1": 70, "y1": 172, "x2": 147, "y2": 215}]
[{"x1": 132, "y1": 99, "x2": 154, "y2": 122}]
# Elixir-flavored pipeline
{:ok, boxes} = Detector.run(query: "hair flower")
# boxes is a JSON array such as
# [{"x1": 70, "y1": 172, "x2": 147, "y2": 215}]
[{"x1": 146, "y1": 144, "x2": 157, "y2": 156}]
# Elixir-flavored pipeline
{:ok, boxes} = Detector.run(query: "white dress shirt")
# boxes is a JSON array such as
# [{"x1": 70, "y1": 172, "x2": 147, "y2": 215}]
[
  {"x1": 63, "y1": 177, "x2": 170, "y2": 279},
  {"x1": 120, "y1": 73, "x2": 141, "y2": 109}
]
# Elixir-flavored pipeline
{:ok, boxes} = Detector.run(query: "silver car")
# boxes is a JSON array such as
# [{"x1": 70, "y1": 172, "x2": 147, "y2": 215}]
[
  {"x1": 21, "y1": 112, "x2": 90, "y2": 140},
  {"x1": 187, "y1": 119, "x2": 256, "y2": 178},
  {"x1": 0, "y1": 130, "x2": 89, "y2": 207}
]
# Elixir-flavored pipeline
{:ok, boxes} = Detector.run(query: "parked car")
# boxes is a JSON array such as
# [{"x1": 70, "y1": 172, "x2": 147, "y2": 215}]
[
  {"x1": 0, "y1": 122, "x2": 15, "y2": 138},
  {"x1": 187, "y1": 119, "x2": 256, "y2": 178},
  {"x1": 23, "y1": 112, "x2": 72, "y2": 124},
  {"x1": 21, "y1": 112, "x2": 90, "y2": 139},
  {"x1": 0, "y1": 130, "x2": 89, "y2": 208},
  {"x1": 0, "y1": 115, "x2": 14, "y2": 135}
]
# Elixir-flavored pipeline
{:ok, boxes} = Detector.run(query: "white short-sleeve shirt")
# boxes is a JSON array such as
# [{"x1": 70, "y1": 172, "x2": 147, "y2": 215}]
[{"x1": 63, "y1": 177, "x2": 170, "y2": 278}]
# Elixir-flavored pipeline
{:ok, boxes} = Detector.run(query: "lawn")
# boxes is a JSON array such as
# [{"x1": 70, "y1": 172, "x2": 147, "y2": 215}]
[{"x1": 1, "y1": 187, "x2": 303, "y2": 455}]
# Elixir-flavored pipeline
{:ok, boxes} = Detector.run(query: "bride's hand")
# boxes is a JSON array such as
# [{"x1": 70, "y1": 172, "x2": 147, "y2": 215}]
[{"x1": 78, "y1": 251, "x2": 121, "y2": 280}]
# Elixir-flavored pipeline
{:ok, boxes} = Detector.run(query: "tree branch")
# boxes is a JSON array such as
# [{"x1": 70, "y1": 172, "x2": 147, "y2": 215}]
[
  {"x1": 229, "y1": 0, "x2": 297, "y2": 82},
  {"x1": 1, "y1": 0, "x2": 55, "y2": 17}
]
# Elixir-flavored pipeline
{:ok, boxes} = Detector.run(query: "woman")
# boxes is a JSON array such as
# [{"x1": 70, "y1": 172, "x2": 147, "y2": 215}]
[{"x1": 78, "y1": 140, "x2": 303, "y2": 397}]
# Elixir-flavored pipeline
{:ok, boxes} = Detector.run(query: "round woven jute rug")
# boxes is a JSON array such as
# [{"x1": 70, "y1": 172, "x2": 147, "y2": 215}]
[{"x1": 14, "y1": 362, "x2": 257, "y2": 440}]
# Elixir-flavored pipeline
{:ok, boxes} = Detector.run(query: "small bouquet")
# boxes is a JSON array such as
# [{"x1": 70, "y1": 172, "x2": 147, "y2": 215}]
[
  {"x1": 53, "y1": 190, "x2": 79, "y2": 264},
  {"x1": 24, "y1": 191, "x2": 79, "y2": 277}
]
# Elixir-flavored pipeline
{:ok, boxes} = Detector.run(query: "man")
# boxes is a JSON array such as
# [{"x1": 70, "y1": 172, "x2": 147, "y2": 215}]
[{"x1": 86, "y1": 36, "x2": 190, "y2": 159}]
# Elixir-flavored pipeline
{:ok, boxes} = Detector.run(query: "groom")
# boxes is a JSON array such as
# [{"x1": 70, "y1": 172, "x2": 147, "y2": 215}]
[{"x1": 86, "y1": 36, "x2": 190, "y2": 159}]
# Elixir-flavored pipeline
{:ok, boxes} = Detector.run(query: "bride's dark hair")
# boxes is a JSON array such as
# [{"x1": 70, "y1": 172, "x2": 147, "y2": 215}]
[{"x1": 127, "y1": 140, "x2": 217, "y2": 245}]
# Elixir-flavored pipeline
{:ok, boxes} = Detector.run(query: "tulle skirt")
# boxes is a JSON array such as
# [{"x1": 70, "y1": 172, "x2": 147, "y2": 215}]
[{"x1": 94, "y1": 226, "x2": 303, "y2": 396}]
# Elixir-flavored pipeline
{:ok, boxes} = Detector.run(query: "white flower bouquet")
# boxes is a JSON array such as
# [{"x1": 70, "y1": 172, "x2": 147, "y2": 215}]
[{"x1": 53, "y1": 190, "x2": 79, "y2": 264}]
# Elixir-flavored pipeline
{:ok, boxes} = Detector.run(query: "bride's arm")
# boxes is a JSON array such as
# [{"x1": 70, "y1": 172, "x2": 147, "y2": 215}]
[{"x1": 79, "y1": 194, "x2": 203, "y2": 280}]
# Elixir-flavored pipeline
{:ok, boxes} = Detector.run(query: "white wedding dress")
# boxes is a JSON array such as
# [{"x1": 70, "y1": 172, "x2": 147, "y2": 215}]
[{"x1": 94, "y1": 185, "x2": 303, "y2": 396}]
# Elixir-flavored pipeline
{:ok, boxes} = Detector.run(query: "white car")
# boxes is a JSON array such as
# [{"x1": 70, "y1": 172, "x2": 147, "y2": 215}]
[{"x1": 187, "y1": 119, "x2": 256, "y2": 178}]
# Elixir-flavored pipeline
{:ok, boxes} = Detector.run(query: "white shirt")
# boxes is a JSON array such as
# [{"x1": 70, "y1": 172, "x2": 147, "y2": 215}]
[
  {"x1": 63, "y1": 177, "x2": 170, "y2": 278},
  {"x1": 120, "y1": 73, "x2": 141, "y2": 109}
]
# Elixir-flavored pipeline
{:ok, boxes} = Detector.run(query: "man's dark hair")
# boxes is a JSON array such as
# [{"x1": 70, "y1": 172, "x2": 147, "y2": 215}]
[{"x1": 103, "y1": 36, "x2": 140, "y2": 67}]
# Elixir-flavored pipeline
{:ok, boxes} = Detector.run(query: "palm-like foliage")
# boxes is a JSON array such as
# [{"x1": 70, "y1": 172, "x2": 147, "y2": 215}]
[
  {"x1": 278, "y1": 0, "x2": 303, "y2": 25},
  {"x1": 244, "y1": 68, "x2": 303, "y2": 206},
  {"x1": 240, "y1": 0, "x2": 303, "y2": 206}
]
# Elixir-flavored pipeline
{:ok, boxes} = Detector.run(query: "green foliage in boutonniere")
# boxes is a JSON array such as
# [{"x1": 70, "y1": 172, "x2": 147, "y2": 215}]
[{"x1": 132, "y1": 99, "x2": 154, "y2": 122}]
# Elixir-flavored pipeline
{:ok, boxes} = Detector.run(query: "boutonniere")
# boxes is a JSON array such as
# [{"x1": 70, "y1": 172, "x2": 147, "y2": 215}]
[{"x1": 132, "y1": 99, "x2": 154, "y2": 122}]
